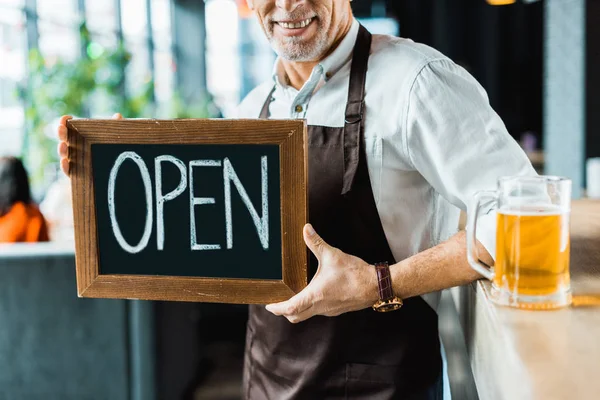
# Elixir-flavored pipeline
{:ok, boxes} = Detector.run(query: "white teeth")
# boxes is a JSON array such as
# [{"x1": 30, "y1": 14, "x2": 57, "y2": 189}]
[{"x1": 279, "y1": 18, "x2": 312, "y2": 29}]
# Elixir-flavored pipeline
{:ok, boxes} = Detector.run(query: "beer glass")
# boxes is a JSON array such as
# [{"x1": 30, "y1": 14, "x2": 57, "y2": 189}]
[{"x1": 467, "y1": 176, "x2": 572, "y2": 309}]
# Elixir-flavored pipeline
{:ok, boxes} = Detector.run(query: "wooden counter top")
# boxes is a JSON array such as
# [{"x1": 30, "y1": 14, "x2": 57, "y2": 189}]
[{"x1": 453, "y1": 199, "x2": 600, "y2": 400}]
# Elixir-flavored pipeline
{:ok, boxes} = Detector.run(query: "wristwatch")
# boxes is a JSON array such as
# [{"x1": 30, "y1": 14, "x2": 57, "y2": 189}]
[{"x1": 372, "y1": 262, "x2": 403, "y2": 312}]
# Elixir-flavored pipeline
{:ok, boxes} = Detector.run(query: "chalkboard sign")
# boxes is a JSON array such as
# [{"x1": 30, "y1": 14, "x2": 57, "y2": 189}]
[{"x1": 67, "y1": 119, "x2": 307, "y2": 304}]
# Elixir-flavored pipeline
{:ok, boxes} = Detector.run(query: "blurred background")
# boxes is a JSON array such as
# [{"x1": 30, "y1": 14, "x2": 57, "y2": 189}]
[
  {"x1": 0, "y1": 0, "x2": 598, "y2": 399},
  {"x1": 1, "y1": 0, "x2": 599, "y2": 199}
]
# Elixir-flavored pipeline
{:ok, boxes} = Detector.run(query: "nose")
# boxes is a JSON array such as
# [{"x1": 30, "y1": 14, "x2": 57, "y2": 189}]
[{"x1": 275, "y1": 0, "x2": 304, "y2": 13}]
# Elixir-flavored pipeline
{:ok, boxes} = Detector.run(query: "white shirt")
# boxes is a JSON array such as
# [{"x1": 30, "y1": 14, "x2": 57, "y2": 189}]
[{"x1": 235, "y1": 19, "x2": 536, "y2": 307}]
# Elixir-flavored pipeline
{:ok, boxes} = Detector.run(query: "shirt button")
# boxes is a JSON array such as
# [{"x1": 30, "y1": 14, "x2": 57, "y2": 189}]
[{"x1": 295, "y1": 105, "x2": 303, "y2": 113}]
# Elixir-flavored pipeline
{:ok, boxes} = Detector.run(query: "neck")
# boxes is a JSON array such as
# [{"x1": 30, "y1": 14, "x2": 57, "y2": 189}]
[
  {"x1": 280, "y1": 60, "x2": 318, "y2": 91},
  {"x1": 280, "y1": 18, "x2": 354, "y2": 90}
]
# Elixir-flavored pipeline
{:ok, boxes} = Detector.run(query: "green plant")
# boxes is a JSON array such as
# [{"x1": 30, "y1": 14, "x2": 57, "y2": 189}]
[{"x1": 17, "y1": 23, "x2": 218, "y2": 194}]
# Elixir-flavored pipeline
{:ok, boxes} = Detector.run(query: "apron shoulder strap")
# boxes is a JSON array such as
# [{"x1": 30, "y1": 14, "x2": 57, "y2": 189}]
[
  {"x1": 342, "y1": 24, "x2": 372, "y2": 195},
  {"x1": 259, "y1": 85, "x2": 276, "y2": 119}
]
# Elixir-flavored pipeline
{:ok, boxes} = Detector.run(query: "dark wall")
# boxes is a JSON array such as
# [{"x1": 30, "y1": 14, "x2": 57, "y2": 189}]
[
  {"x1": 587, "y1": 0, "x2": 600, "y2": 159},
  {"x1": 384, "y1": 0, "x2": 544, "y2": 147}
]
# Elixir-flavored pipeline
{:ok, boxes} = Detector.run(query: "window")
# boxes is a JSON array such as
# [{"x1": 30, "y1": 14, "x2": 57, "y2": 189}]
[
  {"x1": 0, "y1": 0, "x2": 177, "y2": 192},
  {"x1": 151, "y1": 0, "x2": 172, "y2": 50},
  {"x1": 120, "y1": 0, "x2": 152, "y2": 98},
  {"x1": 0, "y1": 1, "x2": 26, "y2": 155},
  {"x1": 84, "y1": 0, "x2": 119, "y2": 116},
  {"x1": 37, "y1": 0, "x2": 79, "y2": 62},
  {"x1": 205, "y1": 0, "x2": 241, "y2": 117},
  {"x1": 152, "y1": 0, "x2": 174, "y2": 107},
  {"x1": 205, "y1": 0, "x2": 277, "y2": 116},
  {"x1": 85, "y1": 0, "x2": 119, "y2": 48}
]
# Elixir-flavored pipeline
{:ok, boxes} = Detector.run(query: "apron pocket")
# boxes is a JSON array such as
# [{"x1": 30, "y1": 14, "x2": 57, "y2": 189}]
[{"x1": 345, "y1": 363, "x2": 399, "y2": 400}]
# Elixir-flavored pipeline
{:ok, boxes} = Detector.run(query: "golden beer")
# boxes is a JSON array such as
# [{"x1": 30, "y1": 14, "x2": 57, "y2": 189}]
[
  {"x1": 494, "y1": 206, "x2": 570, "y2": 302},
  {"x1": 468, "y1": 176, "x2": 572, "y2": 309}
]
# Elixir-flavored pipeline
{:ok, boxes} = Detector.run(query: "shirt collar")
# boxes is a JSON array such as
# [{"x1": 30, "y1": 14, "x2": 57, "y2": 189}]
[{"x1": 272, "y1": 18, "x2": 360, "y2": 87}]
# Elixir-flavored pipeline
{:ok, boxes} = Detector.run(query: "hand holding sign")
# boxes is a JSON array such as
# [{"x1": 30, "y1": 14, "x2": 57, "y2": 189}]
[
  {"x1": 57, "y1": 113, "x2": 123, "y2": 176},
  {"x1": 266, "y1": 224, "x2": 379, "y2": 323}
]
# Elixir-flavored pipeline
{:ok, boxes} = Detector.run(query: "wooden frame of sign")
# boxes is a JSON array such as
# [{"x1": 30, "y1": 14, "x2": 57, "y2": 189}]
[{"x1": 67, "y1": 119, "x2": 307, "y2": 304}]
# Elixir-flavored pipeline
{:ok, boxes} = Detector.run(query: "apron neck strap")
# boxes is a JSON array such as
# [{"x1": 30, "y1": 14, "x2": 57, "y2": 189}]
[
  {"x1": 259, "y1": 24, "x2": 372, "y2": 123},
  {"x1": 257, "y1": 24, "x2": 373, "y2": 195}
]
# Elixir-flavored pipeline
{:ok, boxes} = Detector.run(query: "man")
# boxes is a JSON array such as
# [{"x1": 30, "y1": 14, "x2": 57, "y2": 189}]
[{"x1": 57, "y1": 0, "x2": 535, "y2": 398}]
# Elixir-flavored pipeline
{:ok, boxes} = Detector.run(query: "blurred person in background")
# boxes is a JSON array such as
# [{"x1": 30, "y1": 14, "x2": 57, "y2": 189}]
[
  {"x1": 40, "y1": 175, "x2": 74, "y2": 243},
  {"x1": 0, "y1": 156, "x2": 49, "y2": 243}
]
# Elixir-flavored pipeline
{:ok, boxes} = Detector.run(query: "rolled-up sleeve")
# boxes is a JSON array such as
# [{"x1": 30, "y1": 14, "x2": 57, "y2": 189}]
[{"x1": 404, "y1": 59, "x2": 537, "y2": 260}]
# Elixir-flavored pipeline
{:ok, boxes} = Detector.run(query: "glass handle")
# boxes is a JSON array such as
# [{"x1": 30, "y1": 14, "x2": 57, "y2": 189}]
[{"x1": 466, "y1": 191, "x2": 497, "y2": 281}]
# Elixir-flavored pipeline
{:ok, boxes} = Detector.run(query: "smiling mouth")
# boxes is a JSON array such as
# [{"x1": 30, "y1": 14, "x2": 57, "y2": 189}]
[{"x1": 275, "y1": 17, "x2": 315, "y2": 29}]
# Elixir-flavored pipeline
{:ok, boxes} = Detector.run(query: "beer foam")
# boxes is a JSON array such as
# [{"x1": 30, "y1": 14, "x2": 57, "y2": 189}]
[{"x1": 498, "y1": 204, "x2": 567, "y2": 216}]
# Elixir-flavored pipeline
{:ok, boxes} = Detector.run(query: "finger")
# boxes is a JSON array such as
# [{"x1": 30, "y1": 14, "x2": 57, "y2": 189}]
[
  {"x1": 266, "y1": 289, "x2": 314, "y2": 317},
  {"x1": 60, "y1": 158, "x2": 70, "y2": 176},
  {"x1": 303, "y1": 224, "x2": 333, "y2": 261},
  {"x1": 57, "y1": 141, "x2": 68, "y2": 158},
  {"x1": 58, "y1": 124, "x2": 68, "y2": 142},
  {"x1": 59, "y1": 115, "x2": 73, "y2": 126},
  {"x1": 112, "y1": 112, "x2": 123, "y2": 119}
]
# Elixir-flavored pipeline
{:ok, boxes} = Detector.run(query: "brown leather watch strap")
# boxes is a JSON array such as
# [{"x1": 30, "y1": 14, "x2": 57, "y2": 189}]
[{"x1": 374, "y1": 262, "x2": 394, "y2": 301}]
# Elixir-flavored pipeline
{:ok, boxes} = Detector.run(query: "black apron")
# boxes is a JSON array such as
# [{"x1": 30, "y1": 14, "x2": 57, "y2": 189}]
[{"x1": 243, "y1": 25, "x2": 442, "y2": 400}]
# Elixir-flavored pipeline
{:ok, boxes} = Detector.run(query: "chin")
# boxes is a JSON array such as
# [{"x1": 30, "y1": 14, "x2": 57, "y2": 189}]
[
  {"x1": 274, "y1": 47, "x2": 320, "y2": 62},
  {"x1": 272, "y1": 39, "x2": 328, "y2": 62}
]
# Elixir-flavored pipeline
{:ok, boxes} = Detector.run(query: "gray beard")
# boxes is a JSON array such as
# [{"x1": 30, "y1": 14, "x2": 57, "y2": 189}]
[{"x1": 268, "y1": 31, "x2": 330, "y2": 62}]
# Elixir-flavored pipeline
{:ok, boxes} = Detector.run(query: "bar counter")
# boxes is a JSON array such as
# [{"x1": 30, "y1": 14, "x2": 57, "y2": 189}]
[{"x1": 452, "y1": 199, "x2": 600, "y2": 400}]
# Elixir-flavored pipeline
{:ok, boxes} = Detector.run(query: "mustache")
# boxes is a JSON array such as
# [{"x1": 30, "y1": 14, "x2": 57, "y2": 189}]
[{"x1": 268, "y1": 9, "x2": 318, "y2": 23}]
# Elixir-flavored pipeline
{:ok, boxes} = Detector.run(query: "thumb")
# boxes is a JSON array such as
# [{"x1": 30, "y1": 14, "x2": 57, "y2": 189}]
[
  {"x1": 303, "y1": 224, "x2": 333, "y2": 261},
  {"x1": 265, "y1": 288, "x2": 312, "y2": 317}
]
